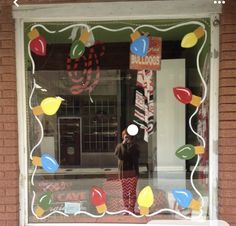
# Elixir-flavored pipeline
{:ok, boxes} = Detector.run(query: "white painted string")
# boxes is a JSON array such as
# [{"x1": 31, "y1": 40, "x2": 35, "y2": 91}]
[
  {"x1": 74, "y1": 211, "x2": 105, "y2": 218},
  {"x1": 28, "y1": 41, "x2": 35, "y2": 75},
  {"x1": 106, "y1": 210, "x2": 143, "y2": 218},
  {"x1": 31, "y1": 24, "x2": 56, "y2": 34},
  {"x1": 58, "y1": 24, "x2": 90, "y2": 33},
  {"x1": 29, "y1": 79, "x2": 44, "y2": 160},
  {"x1": 31, "y1": 191, "x2": 69, "y2": 219},
  {"x1": 31, "y1": 165, "x2": 37, "y2": 186},
  {"x1": 89, "y1": 25, "x2": 135, "y2": 33}
]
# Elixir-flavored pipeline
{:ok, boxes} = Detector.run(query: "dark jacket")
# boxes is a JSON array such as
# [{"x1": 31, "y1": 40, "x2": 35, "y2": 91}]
[{"x1": 114, "y1": 142, "x2": 140, "y2": 179}]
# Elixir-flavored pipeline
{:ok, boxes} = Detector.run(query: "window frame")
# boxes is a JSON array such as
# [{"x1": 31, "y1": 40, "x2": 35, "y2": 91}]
[{"x1": 13, "y1": 1, "x2": 221, "y2": 225}]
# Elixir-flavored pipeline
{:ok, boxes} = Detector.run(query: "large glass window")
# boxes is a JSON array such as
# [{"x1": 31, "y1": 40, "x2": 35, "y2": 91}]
[{"x1": 25, "y1": 19, "x2": 210, "y2": 223}]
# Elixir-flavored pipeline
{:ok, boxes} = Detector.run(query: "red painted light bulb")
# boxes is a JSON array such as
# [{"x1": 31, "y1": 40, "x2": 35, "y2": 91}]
[
  {"x1": 30, "y1": 36, "x2": 47, "y2": 56},
  {"x1": 91, "y1": 186, "x2": 107, "y2": 213},
  {"x1": 173, "y1": 87, "x2": 201, "y2": 107}
]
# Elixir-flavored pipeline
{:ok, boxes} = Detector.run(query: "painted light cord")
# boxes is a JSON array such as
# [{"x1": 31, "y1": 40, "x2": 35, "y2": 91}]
[
  {"x1": 31, "y1": 165, "x2": 37, "y2": 186},
  {"x1": 74, "y1": 211, "x2": 105, "y2": 218},
  {"x1": 31, "y1": 24, "x2": 56, "y2": 34},
  {"x1": 31, "y1": 191, "x2": 69, "y2": 220},
  {"x1": 134, "y1": 21, "x2": 205, "y2": 32},
  {"x1": 28, "y1": 42, "x2": 35, "y2": 75}
]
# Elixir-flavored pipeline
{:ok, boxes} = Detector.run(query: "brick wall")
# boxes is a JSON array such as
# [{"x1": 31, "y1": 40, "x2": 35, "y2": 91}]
[
  {"x1": 0, "y1": 1, "x2": 18, "y2": 226},
  {"x1": 0, "y1": 0, "x2": 236, "y2": 225},
  {"x1": 219, "y1": 1, "x2": 236, "y2": 226}
]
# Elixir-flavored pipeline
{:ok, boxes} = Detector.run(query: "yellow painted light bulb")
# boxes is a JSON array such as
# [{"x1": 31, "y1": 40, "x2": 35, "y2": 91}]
[
  {"x1": 137, "y1": 186, "x2": 154, "y2": 215},
  {"x1": 181, "y1": 27, "x2": 205, "y2": 48},
  {"x1": 41, "y1": 96, "x2": 64, "y2": 115}
]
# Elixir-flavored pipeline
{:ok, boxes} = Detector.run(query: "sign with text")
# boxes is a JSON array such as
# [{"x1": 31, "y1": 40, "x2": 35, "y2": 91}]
[{"x1": 130, "y1": 36, "x2": 162, "y2": 70}]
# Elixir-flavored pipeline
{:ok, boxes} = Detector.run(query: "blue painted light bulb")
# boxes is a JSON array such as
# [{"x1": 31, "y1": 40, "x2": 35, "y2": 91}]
[
  {"x1": 41, "y1": 153, "x2": 59, "y2": 173},
  {"x1": 172, "y1": 189, "x2": 201, "y2": 210},
  {"x1": 130, "y1": 35, "x2": 149, "y2": 57}
]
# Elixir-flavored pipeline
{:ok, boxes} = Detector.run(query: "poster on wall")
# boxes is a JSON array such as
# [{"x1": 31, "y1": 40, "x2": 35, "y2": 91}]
[{"x1": 130, "y1": 36, "x2": 162, "y2": 70}]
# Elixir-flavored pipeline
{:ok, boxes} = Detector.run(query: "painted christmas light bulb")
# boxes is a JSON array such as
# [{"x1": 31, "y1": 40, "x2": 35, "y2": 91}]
[
  {"x1": 32, "y1": 153, "x2": 59, "y2": 173},
  {"x1": 91, "y1": 186, "x2": 107, "y2": 213},
  {"x1": 172, "y1": 189, "x2": 201, "y2": 211},
  {"x1": 181, "y1": 26, "x2": 205, "y2": 48},
  {"x1": 130, "y1": 31, "x2": 149, "y2": 57},
  {"x1": 176, "y1": 144, "x2": 205, "y2": 160},
  {"x1": 35, "y1": 192, "x2": 52, "y2": 217},
  {"x1": 70, "y1": 30, "x2": 90, "y2": 59},
  {"x1": 28, "y1": 28, "x2": 47, "y2": 56},
  {"x1": 173, "y1": 87, "x2": 201, "y2": 107},
  {"x1": 32, "y1": 96, "x2": 64, "y2": 116},
  {"x1": 137, "y1": 186, "x2": 154, "y2": 215}
]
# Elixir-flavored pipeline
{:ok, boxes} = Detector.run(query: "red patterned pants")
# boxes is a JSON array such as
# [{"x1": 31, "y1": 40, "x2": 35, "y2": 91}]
[{"x1": 121, "y1": 177, "x2": 138, "y2": 213}]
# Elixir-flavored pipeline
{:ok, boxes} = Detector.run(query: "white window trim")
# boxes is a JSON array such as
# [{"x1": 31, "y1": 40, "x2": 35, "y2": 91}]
[{"x1": 13, "y1": 1, "x2": 221, "y2": 225}]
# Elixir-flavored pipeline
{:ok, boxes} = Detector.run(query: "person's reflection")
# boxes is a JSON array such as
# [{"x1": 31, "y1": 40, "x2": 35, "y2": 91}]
[{"x1": 114, "y1": 129, "x2": 140, "y2": 213}]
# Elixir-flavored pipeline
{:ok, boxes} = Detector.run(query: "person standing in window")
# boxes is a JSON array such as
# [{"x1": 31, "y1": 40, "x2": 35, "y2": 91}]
[{"x1": 114, "y1": 129, "x2": 140, "y2": 213}]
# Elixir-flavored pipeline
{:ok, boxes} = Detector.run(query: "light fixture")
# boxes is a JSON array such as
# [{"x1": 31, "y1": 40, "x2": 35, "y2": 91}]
[
  {"x1": 28, "y1": 28, "x2": 47, "y2": 56},
  {"x1": 172, "y1": 189, "x2": 200, "y2": 211},
  {"x1": 181, "y1": 26, "x2": 205, "y2": 48},
  {"x1": 137, "y1": 186, "x2": 154, "y2": 215},
  {"x1": 91, "y1": 186, "x2": 107, "y2": 213},
  {"x1": 32, "y1": 153, "x2": 59, "y2": 173},
  {"x1": 175, "y1": 144, "x2": 205, "y2": 160},
  {"x1": 130, "y1": 31, "x2": 149, "y2": 57},
  {"x1": 127, "y1": 124, "x2": 139, "y2": 136},
  {"x1": 173, "y1": 87, "x2": 201, "y2": 107},
  {"x1": 32, "y1": 96, "x2": 64, "y2": 116}
]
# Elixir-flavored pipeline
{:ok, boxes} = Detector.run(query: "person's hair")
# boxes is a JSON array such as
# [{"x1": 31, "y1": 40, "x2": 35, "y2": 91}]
[{"x1": 122, "y1": 129, "x2": 128, "y2": 139}]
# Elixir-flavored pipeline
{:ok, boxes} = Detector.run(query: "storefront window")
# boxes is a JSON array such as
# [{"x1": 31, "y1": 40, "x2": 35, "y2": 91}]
[{"x1": 25, "y1": 19, "x2": 210, "y2": 223}]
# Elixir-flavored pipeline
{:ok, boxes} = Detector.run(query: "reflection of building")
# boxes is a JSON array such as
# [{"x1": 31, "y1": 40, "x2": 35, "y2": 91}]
[{"x1": 0, "y1": 1, "x2": 235, "y2": 225}]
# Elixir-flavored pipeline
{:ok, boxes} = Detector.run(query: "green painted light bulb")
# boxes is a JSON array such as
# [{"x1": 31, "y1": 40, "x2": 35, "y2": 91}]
[
  {"x1": 175, "y1": 144, "x2": 195, "y2": 160},
  {"x1": 70, "y1": 40, "x2": 85, "y2": 59},
  {"x1": 38, "y1": 192, "x2": 52, "y2": 210}
]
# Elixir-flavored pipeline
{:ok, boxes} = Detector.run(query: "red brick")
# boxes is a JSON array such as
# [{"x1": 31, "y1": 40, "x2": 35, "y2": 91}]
[
  {"x1": 219, "y1": 104, "x2": 236, "y2": 112},
  {"x1": 220, "y1": 112, "x2": 236, "y2": 121},
  {"x1": 5, "y1": 205, "x2": 18, "y2": 213},
  {"x1": 0, "y1": 189, "x2": 5, "y2": 196},
  {"x1": 4, "y1": 172, "x2": 18, "y2": 180},
  {"x1": 221, "y1": 51, "x2": 236, "y2": 60},
  {"x1": 3, "y1": 106, "x2": 17, "y2": 114},
  {"x1": 0, "y1": 156, "x2": 4, "y2": 163},
  {"x1": 220, "y1": 87, "x2": 236, "y2": 95},
  {"x1": 0, "y1": 123, "x2": 3, "y2": 130},
  {"x1": 0, "y1": 205, "x2": 5, "y2": 213},
  {"x1": 219, "y1": 189, "x2": 236, "y2": 198},
  {"x1": 220, "y1": 96, "x2": 236, "y2": 104},
  {"x1": 3, "y1": 139, "x2": 18, "y2": 147},
  {"x1": 220, "y1": 129, "x2": 236, "y2": 137},
  {"x1": 6, "y1": 221, "x2": 18, "y2": 226},
  {"x1": 0, "y1": 147, "x2": 17, "y2": 155},
  {"x1": 0, "y1": 213, "x2": 18, "y2": 220},
  {"x1": 220, "y1": 60, "x2": 236, "y2": 70},
  {"x1": 221, "y1": 43, "x2": 236, "y2": 51},
  {"x1": 219, "y1": 171, "x2": 236, "y2": 181},
  {"x1": 0, "y1": 221, "x2": 6, "y2": 226},
  {"x1": 1, "y1": 74, "x2": 16, "y2": 82},
  {"x1": 0, "y1": 24, "x2": 14, "y2": 32},
  {"x1": 1, "y1": 57, "x2": 15, "y2": 65},
  {"x1": 0, "y1": 139, "x2": 3, "y2": 147},
  {"x1": 220, "y1": 214, "x2": 236, "y2": 223},
  {"x1": 0, "y1": 131, "x2": 17, "y2": 139},
  {"x1": 0, "y1": 66, "x2": 15, "y2": 74},
  {"x1": 220, "y1": 138, "x2": 236, "y2": 146},
  {"x1": 219, "y1": 163, "x2": 236, "y2": 172},
  {"x1": 0, "y1": 40, "x2": 14, "y2": 49},
  {"x1": 221, "y1": 15, "x2": 236, "y2": 25},
  {"x1": 221, "y1": 25, "x2": 236, "y2": 34},
  {"x1": 0, "y1": 115, "x2": 17, "y2": 123},
  {"x1": 0, "y1": 98, "x2": 16, "y2": 106},
  {"x1": 4, "y1": 155, "x2": 18, "y2": 163},
  {"x1": 0, "y1": 180, "x2": 17, "y2": 189},
  {"x1": 220, "y1": 171, "x2": 236, "y2": 180},
  {"x1": 4, "y1": 123, "x2": 17, "y2": 131},
  {"x1": 220, "y1": 69, "x2": 236, "y2": 78},
  {"x1": 219, "y1": 206, "x2": 236, "y2": 215},
  {"x1": 220, "y1": 78, "x2": 236, "y2": 87},
  {"x1": 0, "y1": 32, "x2": 13, "y2": 41},
  {"x1": 2, "y1": 90, "x2": 16, "y2": 98},
  {"x1": 0, "y1": 49, "x2": 14, "y2": 57},
  {"x1": 220, "y1": 121, "x2": 236, "y2": 129},
  {"x1": 0, "y1": 163, "x2": 17, "y2": 171},
  {"x1": 0, "y1": 82, "x2": 16, "y2": 90},
  {"x1": 5, "y1": 188, "x2": 18, "y2": 197}
]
